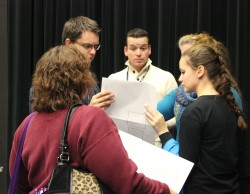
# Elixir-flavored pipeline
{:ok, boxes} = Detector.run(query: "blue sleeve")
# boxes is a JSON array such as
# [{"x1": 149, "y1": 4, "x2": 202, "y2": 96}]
[
  {"x1": 162, "y1": 138, "x2": 179, "y2": 156},
  {"x1": 230, "y1": 87, "x2": 243, "y2": 111},
  {"x1": 157, "y1": 89, "x2": 176, "y2": 120}
]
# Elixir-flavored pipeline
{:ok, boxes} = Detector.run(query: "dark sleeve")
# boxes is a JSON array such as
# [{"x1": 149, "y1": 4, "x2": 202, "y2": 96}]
[
  {"x1": 159, "y1": 132, "x2": 173, "y2": 146},
  {"x1": 237, "y1": 127, "x2": 250, "y2": 194},
  {"x1": 94, "y1": 84, "x2": 101, "y2": 94},
  {"x1": 29, "y1": 87, "x2": 34, "y2": 113},
  {"x1": 82, "y1": 84, "x2": 100, "y2": 105},
  {"x1": 179, "y1": 108, "x2": 202, "y2": 163}
]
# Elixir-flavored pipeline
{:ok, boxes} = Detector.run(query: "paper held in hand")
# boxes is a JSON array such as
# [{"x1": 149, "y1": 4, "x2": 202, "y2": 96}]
[
  {"x1": 101, "y1": 77, "x2": 158, "y2": 144},
  {"x1": 101, "y1": 77, "x2": 194, "y2": 193}
]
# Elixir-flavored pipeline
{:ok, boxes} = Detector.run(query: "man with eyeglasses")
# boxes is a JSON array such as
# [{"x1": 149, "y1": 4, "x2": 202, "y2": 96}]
[
  {"x1": 29, "y1": 16, "x2": 114, "y2": 112},
  {"x1": 108, "y1": 28, "x2": 177, "y2": 147}
]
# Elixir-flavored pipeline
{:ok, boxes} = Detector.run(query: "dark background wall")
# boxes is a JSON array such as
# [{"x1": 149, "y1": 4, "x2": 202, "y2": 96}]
[{"x1": 1, "y1": 0, "x2": 250, "y2": 193}]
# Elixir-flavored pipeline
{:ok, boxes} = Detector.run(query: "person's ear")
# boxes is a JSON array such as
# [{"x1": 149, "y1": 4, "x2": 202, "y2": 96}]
[
  {"x1": 65, "y1": 38, "x2": 71, "y2": 45},
  {"x1": 124, "y1": 46, "x2": 128, "y2": 56},
  {"x1": 197, "y1": 65, "x2": 205, "y2": 78},
  {"x1": 148, "y1": 45, "x2": 151, "y2": 55}
]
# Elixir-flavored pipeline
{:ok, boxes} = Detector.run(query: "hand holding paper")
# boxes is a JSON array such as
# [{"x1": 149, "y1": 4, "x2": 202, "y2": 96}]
[{"x1": 102, "y1": 77, "x2": 158, "y2": 144}]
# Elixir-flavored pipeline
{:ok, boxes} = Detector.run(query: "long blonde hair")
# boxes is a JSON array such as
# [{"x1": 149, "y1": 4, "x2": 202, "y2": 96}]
[
  {"x1": 183, "y1": 44, "x2": 247, "y2": 129},
  {"x1": 178, "y1": 33, "x2": 242, "y2": 98}
]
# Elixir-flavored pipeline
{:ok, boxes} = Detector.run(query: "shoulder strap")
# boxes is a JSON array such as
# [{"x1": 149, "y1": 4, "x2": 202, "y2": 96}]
[
  {"x1": 58, "y1": 104, "x2": 82, "y2": 164},
  {"x1": 8, "y1": 112, "x2": 37, "y2": 194}
]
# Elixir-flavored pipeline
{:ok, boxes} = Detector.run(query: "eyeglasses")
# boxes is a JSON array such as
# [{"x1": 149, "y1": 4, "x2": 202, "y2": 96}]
[{"x1": 75, "y1": 42, "x2": 101, "y2": 51}]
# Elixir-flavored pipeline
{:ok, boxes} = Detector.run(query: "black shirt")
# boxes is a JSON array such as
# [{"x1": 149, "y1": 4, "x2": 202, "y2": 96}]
[{"x1": 179, "y1": 95, "x2": 243, "y2": 194}]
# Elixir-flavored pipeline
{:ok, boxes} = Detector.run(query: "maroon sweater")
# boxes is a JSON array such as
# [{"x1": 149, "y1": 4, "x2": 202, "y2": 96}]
[{"x1": 9, "y1": 105, "x2": 170, "y2": 194}]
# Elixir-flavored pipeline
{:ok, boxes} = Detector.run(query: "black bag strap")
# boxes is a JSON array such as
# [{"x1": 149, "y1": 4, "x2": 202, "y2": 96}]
[{"x1": 58, "y1": 103, "x2": 82, "y2": 164}]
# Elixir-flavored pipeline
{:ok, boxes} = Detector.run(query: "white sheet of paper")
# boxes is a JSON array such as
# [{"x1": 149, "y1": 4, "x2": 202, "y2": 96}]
[
  {"x1": 119, "y1": 130, "x2": 194, "y2": 193},
  {"x1": 101, "y1": 77, "x2": 158, "y2": 144}
]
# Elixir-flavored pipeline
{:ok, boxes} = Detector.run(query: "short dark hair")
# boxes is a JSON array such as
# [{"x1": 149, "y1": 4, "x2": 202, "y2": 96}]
[
  {"x1": 61, "y1": 16, "x2": 101, "y2": 44},
  {"x1": 126, "y1": 28, "x2": 149, "y2": 45}
]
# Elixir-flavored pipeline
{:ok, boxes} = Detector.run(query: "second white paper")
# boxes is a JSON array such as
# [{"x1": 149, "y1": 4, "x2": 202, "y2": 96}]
[{"x1": 119, "y1": 130, "x2": 194, "y2": 193}]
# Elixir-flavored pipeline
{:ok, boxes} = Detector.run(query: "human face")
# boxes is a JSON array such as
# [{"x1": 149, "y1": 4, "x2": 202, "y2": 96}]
[
  {"x1": 73, "y1": 31, "x2": 100, "y2": 62},
  {"x1": 124, "y1": 37, "x2": 151, "y2": 72},
  {"x1": 179, "y1": 44, "x2": 192, "y2": 54},
  {"x1": 178, "y1": 56, "x2": 199, "y2": 93}
]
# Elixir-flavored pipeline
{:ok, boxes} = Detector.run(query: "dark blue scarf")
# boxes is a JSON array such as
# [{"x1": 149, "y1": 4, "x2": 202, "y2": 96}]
[{"x1": 174, "y1": 85, "x2": 197, "y2": 140}]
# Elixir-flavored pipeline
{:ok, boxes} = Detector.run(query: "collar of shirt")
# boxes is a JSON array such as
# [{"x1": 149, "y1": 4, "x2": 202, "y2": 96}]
[{"x1": 125, "y1": 58, "x2": 152, "y2": 77}]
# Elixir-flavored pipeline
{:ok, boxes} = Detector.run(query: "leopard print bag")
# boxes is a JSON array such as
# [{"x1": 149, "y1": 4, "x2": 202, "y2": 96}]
[
  {"x1": 72, "y1": 168, "x2": 101, "y2": 193},
  {"x1": 44, "y1": 163, "x2": 106, "y2": 194}
]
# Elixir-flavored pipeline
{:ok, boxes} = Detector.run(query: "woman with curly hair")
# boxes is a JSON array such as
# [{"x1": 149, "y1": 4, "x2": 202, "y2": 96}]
[{"x1": 9, "y1": 45, "x2": 176, "y2": 194}]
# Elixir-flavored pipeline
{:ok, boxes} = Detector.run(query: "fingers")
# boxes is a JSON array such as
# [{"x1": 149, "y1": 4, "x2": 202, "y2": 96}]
[
  {"x1": 144, "y1": 104, "x2": 169, "y2": 135},
  {"x1": 144, "y1": 104, "x2": 159, "y2": 127},
  {"x1": 145, "y1": 104, "x2": 159, "y2": 117},
  {"x1": 89, "y1": 91, "x2": 115, "y2": 109},
  {"x1": 93, "y1": 90, "x2": 113, "y2": 99},
  {"x1": 144, "y1": 104, "x2": 154, "y2": 113},
  {"x1": 144, "y1": 104, "x2": 161, "y2": 121}
]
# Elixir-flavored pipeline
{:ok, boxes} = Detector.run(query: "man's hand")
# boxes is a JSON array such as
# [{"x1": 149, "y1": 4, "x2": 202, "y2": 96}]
[{"x1": 89, "y1": 90, "x2": 115, "y2": 110}]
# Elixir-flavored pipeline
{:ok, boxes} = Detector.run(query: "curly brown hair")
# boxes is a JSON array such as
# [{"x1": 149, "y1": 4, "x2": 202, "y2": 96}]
[{"x1": 32, "y1": 45, "x2": 96, "y2": 112}]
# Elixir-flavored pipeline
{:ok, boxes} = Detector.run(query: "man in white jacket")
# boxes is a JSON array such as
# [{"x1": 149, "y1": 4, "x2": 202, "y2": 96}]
[{"x1": 109, "y1": 28, "x2": 177, "y2": 147}]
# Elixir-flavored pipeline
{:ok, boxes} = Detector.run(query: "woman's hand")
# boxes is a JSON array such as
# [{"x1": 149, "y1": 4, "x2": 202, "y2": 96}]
[{"x1": 144, "y1": 104, "x2": 169, "y2": 135}]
